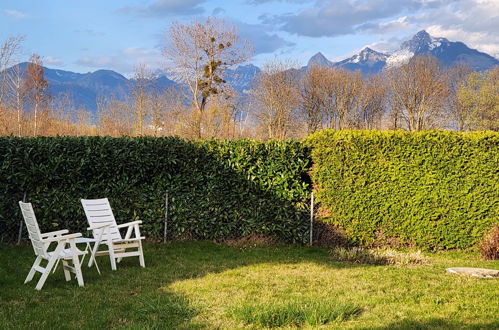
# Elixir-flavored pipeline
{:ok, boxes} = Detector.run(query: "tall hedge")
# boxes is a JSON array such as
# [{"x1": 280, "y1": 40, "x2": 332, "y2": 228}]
[
  {"x1": 306, "y1": 130, "x2": 499, "y2": 249},
  {"x1": 0, "y1": 137, "x2": 311, "y2": 243}
]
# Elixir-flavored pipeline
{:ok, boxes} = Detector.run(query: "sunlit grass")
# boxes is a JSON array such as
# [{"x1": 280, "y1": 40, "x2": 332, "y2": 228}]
[
  {"x1": 0, "y1": 241, "x2": 498, "y2": 329},
  {"x1": 230, "y1": 299, "x2": 362, "y2": 328}
]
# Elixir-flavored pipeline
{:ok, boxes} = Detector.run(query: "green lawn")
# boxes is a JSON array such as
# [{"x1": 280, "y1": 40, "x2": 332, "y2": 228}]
[{"x1": 1, "y1": 241, "x2": 498, "y2": 329}]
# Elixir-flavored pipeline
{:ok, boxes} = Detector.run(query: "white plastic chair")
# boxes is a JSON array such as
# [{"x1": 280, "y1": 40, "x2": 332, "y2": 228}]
[
  {"x1": 81, "y1": 198, "x2": 145, "y2": 271},
  {"x1": 19, "y1": 201, "x2": 86, "y2": 290}
]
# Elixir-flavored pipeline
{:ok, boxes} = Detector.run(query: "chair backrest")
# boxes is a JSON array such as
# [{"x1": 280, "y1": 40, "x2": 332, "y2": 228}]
[
  {"x1": 19, "y1": 202, "x2": 47, "y2": 257},
  {"x1": 81, "y1": 198, "x2": 122, "y2": 241}
]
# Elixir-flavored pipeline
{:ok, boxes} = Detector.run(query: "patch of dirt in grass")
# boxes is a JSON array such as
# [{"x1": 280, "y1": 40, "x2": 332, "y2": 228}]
[
  {"x1": 330, "y1": 247, "x2": 430, "y2": 266},
  {"x1": 223, "y1": 234, "x2": 277, "y2": 248}
]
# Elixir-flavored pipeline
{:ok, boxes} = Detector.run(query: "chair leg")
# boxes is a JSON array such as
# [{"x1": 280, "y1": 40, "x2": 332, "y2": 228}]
[
  {"x1": 35, "y1": 256, "x2": 58, "y2": 290},
  {"x1": 108, "y1": 242, "x2": 117, "y2": 271},
  {"x1": 72, "y1": 255, "x2": 84, "y2": 287},
  {"x1": 88, "y1": 241, "x2": 100, "y2": 268},
  {"x1": 62, "y1": 260, "x2": 71, "y2": 281},
  {"x1": 117, "y1": 248, "x2": 125, "y2": 263},
  {"x1": 25, "y1": 256, "x2": 42, "y2": 283},
  {"x1": 138, "y1": 241, "x2": 145, "y2": 268},
  {"x1": 35, "y1": 242, "x2": 65, "y2": 290}
]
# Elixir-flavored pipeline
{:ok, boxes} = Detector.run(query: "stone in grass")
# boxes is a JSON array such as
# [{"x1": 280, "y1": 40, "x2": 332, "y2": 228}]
[{"x1": 446, "y1": 267, "x2": 499, "y2": 278}]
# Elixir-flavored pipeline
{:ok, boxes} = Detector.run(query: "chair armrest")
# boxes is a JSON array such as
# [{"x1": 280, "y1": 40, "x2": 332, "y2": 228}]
[
  {"x1": 43, "y1": 233, "x2": 82, "y2": 243},
  {"x1": 116, "y1": 220, "x2": 143, "y2": 229},
  {"x1": 41, "y1": 229, "x2": 69, "y2": 238},
  {"x1": 88, "y1": 223, "x2": 112, "y2": 230}
]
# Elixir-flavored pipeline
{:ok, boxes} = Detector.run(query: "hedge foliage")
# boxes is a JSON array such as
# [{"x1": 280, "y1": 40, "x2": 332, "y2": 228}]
[
  {"x1": 0, "y1": 137, "x2": 311, "y2": 243},
  {"x1": 2, "y1": 131, "x2": 497, "y2": 249},
  {"x1": 306, "y1": 130, "x2": 499, "y2": 249}
]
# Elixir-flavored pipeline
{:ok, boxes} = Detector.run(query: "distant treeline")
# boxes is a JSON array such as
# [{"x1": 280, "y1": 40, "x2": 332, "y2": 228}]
[{"x1": 1, "y1": 25, "x2": 498, "y2": 139}]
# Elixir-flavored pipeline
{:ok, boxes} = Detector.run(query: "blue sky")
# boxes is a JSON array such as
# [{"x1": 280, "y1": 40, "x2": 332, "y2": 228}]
[{"x1": 1, "y1": 0, "x2": 498, "y2": 75}]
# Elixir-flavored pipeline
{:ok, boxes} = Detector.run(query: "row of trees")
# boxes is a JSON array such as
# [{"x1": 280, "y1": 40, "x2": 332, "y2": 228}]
[
  {"x1": 252, "y1": 57, "x2": 498, "y2": 139},
  {"x1": 0, "y1": 36, "x2": 60, "y2": 136},
  {"x1": 0, "y1": 35, "x2": 95, "y2": 137},
  {"x1": 1, "y1": 18, "x2": 497, "y2": 139}
]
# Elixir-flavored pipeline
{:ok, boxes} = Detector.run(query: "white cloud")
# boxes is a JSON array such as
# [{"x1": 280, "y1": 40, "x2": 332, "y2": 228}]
[
  {"x1": 358, "y1": 16, "x2": 413, "y2": 34},
  {"x1": 426, "y1": 26, "x2": 499, "y2": 58},
  {"x1": 269, "y1": 0, "x2": 427, "y2": 37},
  {"x1": 412, "y1": 0, "x2": 499, "y2": 57},
  {"x1": 260, "y1": 0, "x2": 498, "y2": 58},
  {"x1": 75, "y1": 47, "x2": 164, "y2": 75},
  {"x1": 3, "y1": 9, "x2": 29, "y2": 19},
  {"x1": 236, "y1": 22, "x2": 295, "y2": 55},
  {"x1": 366, "y1": 37, "x2": 404, "y2": 53},
  {"x1": 44, "y1": 56, "x2": 63, "y2": 66}
]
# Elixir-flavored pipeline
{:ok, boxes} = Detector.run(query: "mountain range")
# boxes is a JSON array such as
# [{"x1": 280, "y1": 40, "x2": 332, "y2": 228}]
[
  {"x1": 3, "y1": 30, "x2": 498, "y2": 114},
  {"x1": 305, "y1": 30, "x2": 498, "y2": 74}
]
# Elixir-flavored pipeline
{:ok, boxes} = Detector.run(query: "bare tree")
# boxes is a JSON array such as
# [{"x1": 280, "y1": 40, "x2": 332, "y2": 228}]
[
  {"x1": 51, "y1": 92, "x2": 74, "y2": 135},
  {"x1": 0, "y1": 35, "x2": 25, "y2": 106},
  {"x1": 356, "y1": 74, "x2": 387, "y2": 129},
  {"x1": 6, "y1": 63, "x2": 26, "y2": 136},
  {"x1": 324, "y1": 68, "x2": 362, "y2": 129},
  {"x1": 97, "y1": 96, "x2": 134, "y2": 137},
  {"x1": 164, "y1": 17, "x2": 252, "y2": 138},
  {"x1": 299, "y1": 65, "x2": 325, "y2": 134},
  {"x1": 75, "y1": 108, "x2": 92, "y2": 136},
  {"x1": 447, "y1": 63, "x2": 473, "y2": 131},
  {"x1": 164, "y1": 87, "x2": 189, "y2": 136},
  {"x1": 149, "y1": 90, "x2": 166, "y2": 136},
  {"x1": 251, "y1": 59, "x2": 300, "y2": 140},
  {"x1": 24, "y1": 54, "x2": 49, "y2": 136},
  {"x1": 387, "y1": 55, "x2": 449, "y2": 131},
  {"x1": 202, "y1": 88, "x2": 239, "y2": 139},
  {"x1": 131, "y1": 64, "x2": 155, "y2": 136},
  {"x1": 458, "y1": 67, "x2": 499, "y2": 131}
]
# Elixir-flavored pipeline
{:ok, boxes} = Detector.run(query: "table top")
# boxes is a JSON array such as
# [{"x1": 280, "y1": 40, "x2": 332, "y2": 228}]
[{"x1": 75, "y1": 237, "x2": 97, "y2": 243}]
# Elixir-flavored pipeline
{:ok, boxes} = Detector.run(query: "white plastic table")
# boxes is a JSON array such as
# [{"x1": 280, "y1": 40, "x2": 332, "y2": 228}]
[{"x1": 75, "y1": 237, "x2": 101, "y2": 275}]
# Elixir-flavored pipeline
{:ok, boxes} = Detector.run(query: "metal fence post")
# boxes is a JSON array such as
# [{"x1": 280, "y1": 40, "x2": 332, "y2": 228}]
[
  {"x1": 17, "y1": 191, "x2": 27, "y2": 245},
  {"x1": 310, "y1": 191, "x2": 314, "y2": 246},
  {"x1": 163, "y1": 191, "x2": 169, "y2": 243}
]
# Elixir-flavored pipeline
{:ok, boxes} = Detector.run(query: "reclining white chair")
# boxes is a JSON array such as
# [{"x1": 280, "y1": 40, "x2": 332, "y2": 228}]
[
  {"x1": 19, "y1": 201, "x2": 86, "y2": 290},
  {"x1": 81, "y1": 198, "x2": 145, "y2": 271}
]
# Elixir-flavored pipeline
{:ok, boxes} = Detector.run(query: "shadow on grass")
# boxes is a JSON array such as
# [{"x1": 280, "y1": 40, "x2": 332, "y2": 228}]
[
  {"x1": 0, "y1": 137, "x2": 351, "y2": 328},
  {"x1": 0, "y1": 241, "x2": 367, "y2": 329}
]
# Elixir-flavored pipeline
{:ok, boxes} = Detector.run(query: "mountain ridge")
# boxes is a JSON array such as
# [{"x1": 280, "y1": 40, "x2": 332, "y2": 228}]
[
  {"x1": 306, "y1": 30, "x2": 498, "y2": 74},
  {"x1": 2, "y1": 30, "x2": 497, "y2": 114}
]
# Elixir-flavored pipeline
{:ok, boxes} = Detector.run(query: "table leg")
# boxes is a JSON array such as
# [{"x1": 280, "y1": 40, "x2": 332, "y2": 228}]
[{"x1": 89, "y1": 242, "x2": 101, "y2": 275}]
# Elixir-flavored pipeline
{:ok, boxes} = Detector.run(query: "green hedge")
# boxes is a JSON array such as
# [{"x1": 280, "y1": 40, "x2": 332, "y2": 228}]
[
  {"x1": 2, "y1": 132, "x2": 497, "y2": 249},
  {"x1": 0, "y1": 137, "x2": 311, "y2": 243},
  {"x1": 306, "y1": 130, "x2": 499, "y2": 249}
]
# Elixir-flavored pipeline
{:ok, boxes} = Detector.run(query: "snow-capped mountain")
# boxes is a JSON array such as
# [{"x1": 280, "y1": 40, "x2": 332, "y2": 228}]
[
  {"x1": 401, "y1": 30, "x2": 444, "y2": 54},
  {"x1": 386, "y1": 30, "x2": 498, "y2": 70},
  {"x1": 303, "y1": 48, "x2": 388, "y2": 75},
  {"x1": 305, "y1": 30, "x2": 498, "y2": 74},
  {"x1": 333, "y1": 47, "x2": 388, "y2": 74},
  {"x1": 3, "y1": 30, "x2": 497, "y2": 116},
  {"x1": 225, "y1": 64, "x2": 261, "y2": 93}
]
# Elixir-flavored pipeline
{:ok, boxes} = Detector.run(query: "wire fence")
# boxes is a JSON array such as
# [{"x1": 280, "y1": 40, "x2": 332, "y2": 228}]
[{"x1": 1, "y1": 191, "x2": 319, "y2": 246}]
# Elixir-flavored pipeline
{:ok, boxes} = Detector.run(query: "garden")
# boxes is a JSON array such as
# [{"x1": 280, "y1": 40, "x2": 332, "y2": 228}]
[{"x1": 0, "y1": 130, "x2": 498, "y2": 329}]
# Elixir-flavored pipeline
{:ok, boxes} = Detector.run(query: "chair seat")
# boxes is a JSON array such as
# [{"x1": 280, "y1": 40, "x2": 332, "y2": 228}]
[
  {"x1": 102, "y1": 237, "x2": 146, "y2": 243},
  {"x1": 47, "y1": 248, "x2": 87, "y2": 259},
  {"x1": 75, "y1": 237, "x2": 98, "y2": 244}
]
